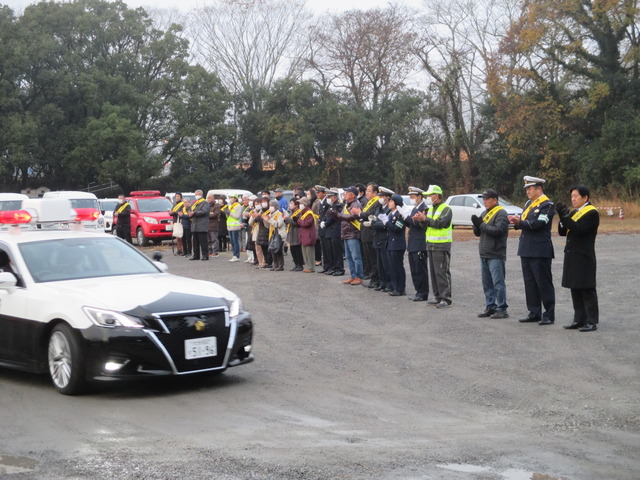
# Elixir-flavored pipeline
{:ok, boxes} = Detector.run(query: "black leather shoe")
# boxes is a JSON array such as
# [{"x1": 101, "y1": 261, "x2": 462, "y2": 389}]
[
  {"x1": 366, "y1": 283, "x2": 379, "y2": 289},
  {"x1": 579, "y1": 324, "x2": 597, "y2": 332},
  {"x1": 332, "y1": 271, "x2": 345, "y2": 276},
  {"x1": 189, "y1": 257, "x2": 200, "y2": 261},
  {"x1": 538, "y1": 318, "x2": 554, "y2": 325},
  {"x1": 490, "y1": 310, "x2": 509, "y2": 319},
  {"x1": 563, "y1": 322, "x2": 581, "y2": 330},
  {"x1": 519, "y1": 316, "x2": 540, "y2": 323},
  {"x1": 409, "y1": 296, "x2": 426, "y2": 302},
  {"x1": 477, "y1": 308, "x2": 496, "y2": 318}
]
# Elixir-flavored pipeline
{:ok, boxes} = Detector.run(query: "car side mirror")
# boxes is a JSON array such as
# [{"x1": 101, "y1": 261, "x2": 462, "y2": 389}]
[{"x1": 0, "y1": 271, "x2": 17, "y2": 290}]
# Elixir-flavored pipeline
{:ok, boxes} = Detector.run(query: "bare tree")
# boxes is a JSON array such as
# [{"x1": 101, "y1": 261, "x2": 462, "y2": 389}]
[
  {"x1": 415, "y1": 0, "x2": 522, "y2": 190},
  {"x1": 190, "y1": 0, "x2": 310, "y2": 96},
  {"x1": 308, "y1": 5, "x2": 418, "y2": 109}
]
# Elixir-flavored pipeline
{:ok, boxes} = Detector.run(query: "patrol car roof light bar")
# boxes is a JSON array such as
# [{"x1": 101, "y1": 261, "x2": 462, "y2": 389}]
[{"x1": 0, "y1": 210, "x2": 33, "y2": 225}]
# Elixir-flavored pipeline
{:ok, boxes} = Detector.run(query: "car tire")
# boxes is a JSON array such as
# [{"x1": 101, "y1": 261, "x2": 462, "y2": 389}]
[
  {"x1": 137, "y1": 227, "x2": 149, "y2": 247},
  {"x1": 48, "y1": 323, "x2": 86, "y2": 395}
]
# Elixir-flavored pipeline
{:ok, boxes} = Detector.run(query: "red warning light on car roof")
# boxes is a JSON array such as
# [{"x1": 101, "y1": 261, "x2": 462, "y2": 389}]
[{"x1": 0, "y1": 210, "x2": 33, "y2": 224}]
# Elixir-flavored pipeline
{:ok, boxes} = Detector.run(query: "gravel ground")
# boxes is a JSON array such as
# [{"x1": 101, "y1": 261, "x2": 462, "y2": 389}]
[{"x1": 1, "y1": 232, "x2": 638, "y2": 480}]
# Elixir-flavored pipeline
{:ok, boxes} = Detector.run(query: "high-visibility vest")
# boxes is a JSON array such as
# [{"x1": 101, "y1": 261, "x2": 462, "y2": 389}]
[
  {"x1": 425, "y1": 202, "x2": 453, "y2": 243},
  {"x1": 226, "y1": 202, "x2": 241, "y2": 228}
]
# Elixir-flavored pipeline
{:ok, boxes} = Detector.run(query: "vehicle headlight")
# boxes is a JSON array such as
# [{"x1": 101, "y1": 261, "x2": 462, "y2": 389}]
[
  {"x1": 143, "y1": 216, "x2": 158, "y2": 224},
  {"x1": 83, "y1": 306, "x2": 145, "y2": 329},
  {"x1": 229, "y1": 297, "x2": 242, "y2": 318}
]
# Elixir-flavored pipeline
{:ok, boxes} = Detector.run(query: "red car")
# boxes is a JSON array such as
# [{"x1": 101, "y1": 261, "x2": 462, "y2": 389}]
[{"x1": 115, "y1": 191, "x2": 174, "y2": 246}]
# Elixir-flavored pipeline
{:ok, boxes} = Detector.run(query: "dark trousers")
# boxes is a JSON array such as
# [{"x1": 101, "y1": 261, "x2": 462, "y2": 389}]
[
  {"x1": 272, "y1": 250, "x2": 284, "y2": 270},
  {"x1": 290, "y1": 245, "x2": 304, "y2": 267},
  {"x1": 315, "y1": 240, "x2": 322, "y2": 262},
  {"x1": 428, "y1": 250, "x2": 452, "y2": 303},
  {"x1": 375, "y1": 246, "x2": 390, "y2": 289},
  {"x1": 182, "y1": 229, "x2": 192, "y2": 255},
  {"x1": 408, "y1": 251, "x2": 429, "y2": 299},
  {"x1": 387, "y1": 249, "x2": 406, "y2": 294},
  {"x1": 361, "y1": 241, "x2": 378, "y2": 283},
  {"x1": 520, "y1": 257, "x2": 555, "y2": 322},
  {"x1": 325, "y1": 237, "x2": 344, "y2": 272},
  {"x1": 571, "y1": 288, "x2": 599, "y2": 325},
  {"x1": 116, "y1": 224, "x2": 132, "y2": 244},
  {"x1": 192, "y1": 231, "x2": 208, "y2": 259}
]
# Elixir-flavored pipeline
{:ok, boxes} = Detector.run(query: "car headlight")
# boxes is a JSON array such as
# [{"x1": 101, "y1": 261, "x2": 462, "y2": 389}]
[
  {"x1": 229, "y1": 297, "x2": 242, "y2": 318},
  {"x1": 83, "y1": 306, "x2": 145, "y2": 329},
  {"x1": 143, "y1": 216, "x2": 158, "y2": 224}
]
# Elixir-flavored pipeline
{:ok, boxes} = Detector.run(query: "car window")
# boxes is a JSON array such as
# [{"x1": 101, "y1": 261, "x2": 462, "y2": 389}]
[
  {"x1": 463, "y1": 197, "x2": 479, "y2": 207},
  {"x1": 70, "y1": 199, "x2": 100, "y2": 209},
  {"x1": 99, "y1": 200, "x2": 118, "y2": 212},
  {"x1": 0, "y1": 201, "x2": 23, "y2": 211},
  {"x1": 19, "y1": 237, "x2": 160, "y2": 282},
  {"x1": 136, "y1": 198, "x2": 172, "y2": 213},
  {"x1": 449, "y1": 197, "x2": 464, "y2": 207}
]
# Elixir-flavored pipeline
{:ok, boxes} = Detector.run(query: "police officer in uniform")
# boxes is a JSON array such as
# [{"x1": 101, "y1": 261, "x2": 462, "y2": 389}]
[
  {"x1": 403, "y1": 186, "x2": 429, "y2": 301},
  {"x1": 315, "y1": 185, "x2": 330, "y2": 273},
  {"x1": 322, "y1": 190, "x2": 345, "y2": 275},
  {"x1": 368, "y1": 187, "x2": 394, "y2": 292},
  {"x1": 509, "y1": 176, "x2": 556, "y2": 325},
  {"x1": 385, "y1": 194, "x2": 407, "y2": 296}
]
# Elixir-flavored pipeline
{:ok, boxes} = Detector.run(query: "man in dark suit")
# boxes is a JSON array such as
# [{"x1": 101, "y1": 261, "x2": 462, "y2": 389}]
[
  {"x1": 509, "y1": 176, "x2": 556, "y2": 325},
  {"x1": 113, "y1": 194, "x2": 132, "y2": 244},
  {"x1": 556, "y1": 185, "x2": 600, "y2": 332}
]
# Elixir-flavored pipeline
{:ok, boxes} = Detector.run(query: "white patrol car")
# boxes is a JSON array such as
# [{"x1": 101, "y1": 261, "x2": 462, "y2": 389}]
[{"x1": 0, "y1": 200, "x2": 253, "y2": 395}]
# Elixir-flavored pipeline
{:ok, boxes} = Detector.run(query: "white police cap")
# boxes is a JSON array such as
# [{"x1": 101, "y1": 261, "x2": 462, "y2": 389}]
[
  {"x1": 378, "y1": 186, "x2": 395, "y2": 196},
  {"x1": 523, "y1": 176, "x2": 546, "y2": 188}
]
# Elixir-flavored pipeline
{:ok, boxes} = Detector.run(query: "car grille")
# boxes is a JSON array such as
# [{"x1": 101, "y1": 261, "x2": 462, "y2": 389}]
[
  {"x1": 154, "y1": 309, "x2": 229, "y2": 373},
  {"x1": 160, "y1": 219, "x2": 171, "y2": 224}
]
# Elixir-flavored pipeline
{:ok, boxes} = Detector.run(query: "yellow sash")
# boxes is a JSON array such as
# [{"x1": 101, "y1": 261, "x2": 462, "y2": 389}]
[
  {"x1": 343, "y1": 204, "x2": 361, "y2": 230},
  {"x1": 300, "y1": 209, "x2": 319, "y2": 221},
  {"x1": 190, "y1": 198, "x2": 205, "y2": 211},
  {"x1": 520, "y1": 194, "x2": 549, "y2": 221},
  {"x1": 363, "y1": 196, "x2": 379, "y2": 213},
  {"x1": 268, "y1": 211, "x2": 282, "y2": 239},
  {"x1": 483, "y1": 206, "x2": 505, "y2": 224},
  {"x1": 116, "y1": 202, "x2": 129, "y2": 214},
  {"x1": 286, "y1": 208, "x2": 303, "y2": 234},
  {"x1": 571, "y1": 204, "x2": 597, "y2": 222},
  {"x1": 171, "y1": 201, "x2": 184, "y2": 213}
]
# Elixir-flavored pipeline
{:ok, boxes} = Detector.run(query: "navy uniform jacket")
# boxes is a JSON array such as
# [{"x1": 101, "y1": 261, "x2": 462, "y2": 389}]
[
  {"x1": 317, "y1": 198, "x2": 329, "y2": 237},
  {"x1": 558, "y1": 204, "x2": 599, "y2": 289},
  {"x1": 370, "y1": 204, "x2": 390, "y2": 249},
  {"x1": 403, "y1": 202, "x2": 427, "y2": 252},
  {"x1": 515, "y1": 197, "x2": 555, "y2": 258},
  {"x1": 323, "y1": 202, "x2": 343, "y2": 239},
  {"x1": 385, "y1": 210, "x2": 407, "y2": 251}
]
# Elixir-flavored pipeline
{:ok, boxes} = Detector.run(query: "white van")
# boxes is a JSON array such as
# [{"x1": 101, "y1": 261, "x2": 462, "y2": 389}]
[
  {"x1": 206, "y1": 189, "x2": 253, "y2": 201},
  {"x1": 42, "y1": 191, "x2": 104, "y2": 230},
  {"x1": 0, "y1": 193, "x2": 31, "y2": 231}
]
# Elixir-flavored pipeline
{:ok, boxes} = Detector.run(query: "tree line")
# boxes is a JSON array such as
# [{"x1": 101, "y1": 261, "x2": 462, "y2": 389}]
[{"x1": 1, "y1": 0, "x2": 638, "y2": 201}]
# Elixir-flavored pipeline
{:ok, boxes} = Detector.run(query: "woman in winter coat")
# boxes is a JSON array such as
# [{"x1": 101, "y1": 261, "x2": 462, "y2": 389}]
[
  {"x1": 264, "y1": 199, "x2": 286, "y2": 271},
  {"x1": 296, "y1": 197, "x2": 317, "y2": 273},
  {"x1": 284, "y1": 198, "x2": 304, "y2": 271}
]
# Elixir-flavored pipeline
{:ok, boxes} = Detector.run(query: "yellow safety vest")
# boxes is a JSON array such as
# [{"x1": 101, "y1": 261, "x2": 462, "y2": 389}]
[
  {"x1": 226, "y1": 202, "x2": 241, "y2": 228},
  {"x1": 425, "y1": 202, "x2": 452, "y2": 243}
]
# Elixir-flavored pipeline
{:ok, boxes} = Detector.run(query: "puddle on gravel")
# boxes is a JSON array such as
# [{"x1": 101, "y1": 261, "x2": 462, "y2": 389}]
[
  {"x1": 437, "y1": 464, "x2": 561, "y2": 480},
  {"x1": 0, "y1": 455, "x2": 38, "y2": 475}
]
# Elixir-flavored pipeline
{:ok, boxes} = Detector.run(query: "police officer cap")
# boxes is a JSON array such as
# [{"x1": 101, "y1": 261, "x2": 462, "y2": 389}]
[
  {"x1": 378, "y1": 186, "x2": 395, "y2": 196},
  {"x1": 523, "y1": 176, "x2": 546, "y2": 188},
  {"x1": 407, "y1": 186, "x2": 423, "y2": 195},
  {"x1": 314, "y1": 185, "x2": 327, "y2": 192},
  {"x1": 481, "y1": 188, "x2": 499, "y2": 199},
  {"x1": 248, "y1": 195, "x2": 258, "y2": 201},
  {"x1": 390, "y1": 194, "x2": 404, "y2": 206},
  {"x1": 326, "y1": 190, "x2": 339, "y2": 196}
]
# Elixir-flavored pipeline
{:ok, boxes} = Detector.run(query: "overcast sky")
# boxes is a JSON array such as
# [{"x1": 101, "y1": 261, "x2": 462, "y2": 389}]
[{"x1": 2, "y1": 0, "x2": 425, "y2": 14}]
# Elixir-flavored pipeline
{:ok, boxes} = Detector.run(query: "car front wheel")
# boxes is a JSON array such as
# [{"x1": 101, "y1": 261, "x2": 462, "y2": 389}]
[
  {"x1": 137, "y1": 227, "x2": 149, "y2": 246},
  {"x1": 48, "y1": 323, "x2": 86, "y2": 395}
]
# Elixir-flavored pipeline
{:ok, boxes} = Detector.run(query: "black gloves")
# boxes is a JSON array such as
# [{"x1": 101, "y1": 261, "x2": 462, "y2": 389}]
[
  {"x1": 556, "y1": 201, "x2": 569, "y2": 219},
  {"x1": 471, "y1": 214, "x2": 482, "y2": 228}
]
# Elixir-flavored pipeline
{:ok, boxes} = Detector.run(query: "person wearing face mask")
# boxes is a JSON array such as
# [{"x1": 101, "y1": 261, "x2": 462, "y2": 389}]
[
  {"x1": 284, "y1": 199, "x2": 304, "y2": 271},
  {"x1": 207, "y1": 193, "x2": 221, "y2": 257},
  {"x1": 264, "y1": 199, "x2": 286, "y2": 271},
  {"x1": 169, "y1": 193, "x2": 185, "y2": 254},
  {"x1": 322, "y1": 190, "x2": 345, "y2": 275},
  {"x1": 368, "y1": 187, "x2": 394, "y2": 293},
  {"x1": 226, "y1": 194, "x2": 243, "y2": 262},
  {"x1": 253, "y1": 198, "x2": 273, "y2": 269},
  {"x1": 384, "y1": 194, "x2": 407, "y2": 296},
  {"x1": 188, "y1": 189, "x2": 210, "y2": 261},
  {"x1": 336, "y1": 186, "x2": 364, "y2": 285},
  {"x1": 402, "y1": 186, "x2": 429, "y2": 302},
  {"x1": 113, "y1": 194, "x2": 133, "y2": 244},
  {"x1": 242, "y1": 195, "x2": 256, "y2": 264},
  {"x1": 314, "y1": 185, "x2": 329, "y2": 272},
  {"x1": 296, "y1": 196, "x2": 318, "y2": 273},
  {"x1": 218, "y1": 196, "x2": 229, "y2": 253}
]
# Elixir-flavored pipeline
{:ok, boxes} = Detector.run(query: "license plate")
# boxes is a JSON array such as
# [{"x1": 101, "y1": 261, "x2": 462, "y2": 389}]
[
  {"x1": 185, "y1": 337, "x2": 217, "y2": 360},
  {"x1": 166, "y1": 224, "x2": 173, "y2": 231}
]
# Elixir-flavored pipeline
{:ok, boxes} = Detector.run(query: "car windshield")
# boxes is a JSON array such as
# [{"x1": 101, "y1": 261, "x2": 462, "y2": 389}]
[
  {"x1": 99, "y1": 200, "x2": 118, "y2": 212},
  {"x1": 137, "y1": 197, "x2": 172, "y2": 213},
  {"x1": 0, "y1": 201, "x2": 23, "y2": 211},
  {"x1": 19, "y1": 237, "x2": 160, "y2": 282},
  {"x1": 70, "y1": 198, "x2": 100, "y2": 209}
]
